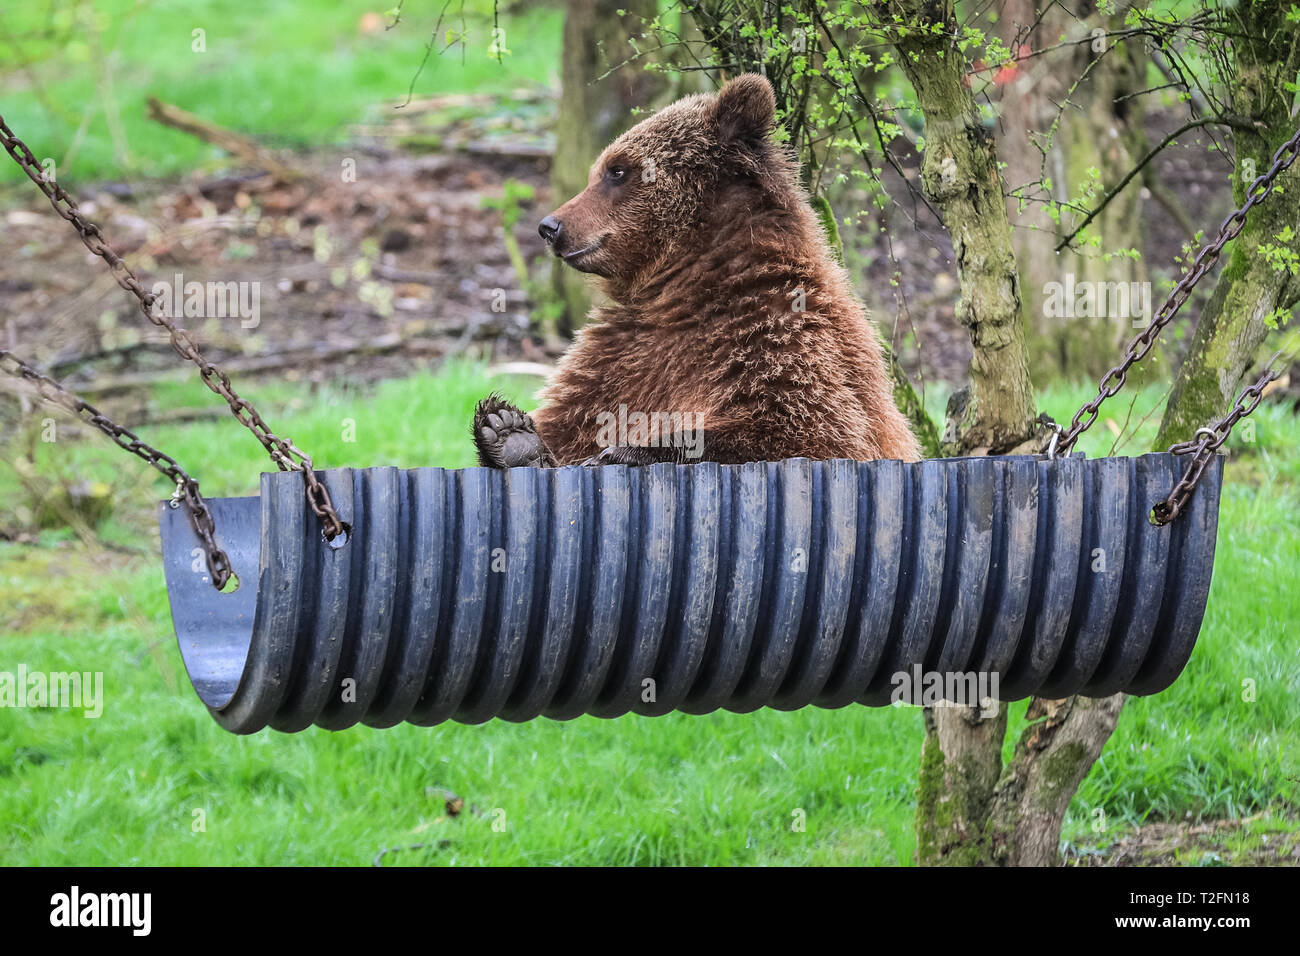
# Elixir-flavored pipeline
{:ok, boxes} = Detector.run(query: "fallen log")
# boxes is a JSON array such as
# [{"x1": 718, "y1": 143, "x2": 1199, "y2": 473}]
[
  {"x1": 71, "y1": 335, "x2": 446, "y2": 395},
  {"x1": 146, "y1": 97, "x2": 309, "y2": 185}
]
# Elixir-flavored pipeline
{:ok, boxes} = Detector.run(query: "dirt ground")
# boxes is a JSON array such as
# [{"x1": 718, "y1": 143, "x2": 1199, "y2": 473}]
[
  {"x1": 0, "y1": 93, "x2": 1240, "y2": 425},
  {"x1": 1, "y1": 96, "x2": 560, "y2": 418},
  {"x1": 1064, "y1": 812, "x2": 1300, "y2": 866}
]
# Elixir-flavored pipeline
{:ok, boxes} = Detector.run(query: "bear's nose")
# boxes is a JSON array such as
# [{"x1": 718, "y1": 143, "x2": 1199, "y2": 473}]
[{"x1": 538, "y1": 215, "x2": 562, "y2": 244}]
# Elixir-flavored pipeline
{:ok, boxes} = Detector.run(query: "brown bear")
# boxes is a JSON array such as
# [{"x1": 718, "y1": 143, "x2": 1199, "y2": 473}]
[{"x1": 473, "y1": 73, "x2": 920, "y2": 468}]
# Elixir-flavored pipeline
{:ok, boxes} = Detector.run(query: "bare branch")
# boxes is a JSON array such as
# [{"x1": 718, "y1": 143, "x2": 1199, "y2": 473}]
[{"x1": 1055, "y1": 116, "x2": 1255, "y2": 252}]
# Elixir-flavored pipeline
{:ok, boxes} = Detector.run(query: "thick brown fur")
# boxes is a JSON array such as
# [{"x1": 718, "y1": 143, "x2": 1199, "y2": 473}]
[{"x1": 481, "y1": 74, "x2": 920, "y2": 467}]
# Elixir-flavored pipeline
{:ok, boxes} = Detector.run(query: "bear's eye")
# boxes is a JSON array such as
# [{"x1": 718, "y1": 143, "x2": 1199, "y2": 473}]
[{"x1": 606, "y1": 165, "x2": 628, "y2": 184}]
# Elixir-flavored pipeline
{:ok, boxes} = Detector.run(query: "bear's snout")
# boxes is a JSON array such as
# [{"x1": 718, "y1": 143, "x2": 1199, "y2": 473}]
[
  {"x1": 538, "y1": 215, "x2": 562, "y2": 244},
  {"x1": 538, "y1": 208, "x2": 607, "y2": 273}
]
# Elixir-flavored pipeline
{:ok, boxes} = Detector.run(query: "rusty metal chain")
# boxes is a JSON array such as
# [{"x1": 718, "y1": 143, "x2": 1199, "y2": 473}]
[
  {"x1": 0, "y1": 114, "x2": 344, "y2": 541},
  {"x1": 1056, "y1": 122, "x2": 1300, "y2": 456},
  {"x1": 1, "y1": 347, "x2": 234, "y2": 588},
  {"x1": 1151, "y1": 366, "x2": 1278, "y2": 525},
  {"x1": 1047, "y1": 122, "x2": 1300, "y2": 522}
]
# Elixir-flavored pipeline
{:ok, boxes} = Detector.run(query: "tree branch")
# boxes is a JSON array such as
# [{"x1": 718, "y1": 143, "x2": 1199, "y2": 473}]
[{"x1": 1055, "y1": 116, "x2": 1255, "y2": 252}]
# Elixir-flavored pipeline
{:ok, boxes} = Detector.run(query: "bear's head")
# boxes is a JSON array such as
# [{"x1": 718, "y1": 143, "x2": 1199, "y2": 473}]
[{"x1": 538, "y1": 74, "x2": 795, "y2": 282}]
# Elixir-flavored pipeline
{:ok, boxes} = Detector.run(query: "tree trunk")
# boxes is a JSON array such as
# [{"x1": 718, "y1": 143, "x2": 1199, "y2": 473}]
[
  {"x1": 886, "y1": 0, "x2": 1038, "y2": 457},
  {"x1": 1155, "y1": 1, "x2": 1300, "y2": 447},
  {"x1": 991, "y1": 0, "x2": 1058, "y2": 362},
  {"x1": 551, "y1": 0, "x2": 667, "y2": 334},
  {"x1": 988, "y1": 693, "x2": 1126, "y2": 865},
  {"x1": 993, "y1": 1, "x2": 1150, "y2": 380},
  {"x1": 916, "y1": 703, "x2": 1007, "y2": 865},
  {"x1": 1061, "y1": 14, "x2": 1149, "y2": 377}
]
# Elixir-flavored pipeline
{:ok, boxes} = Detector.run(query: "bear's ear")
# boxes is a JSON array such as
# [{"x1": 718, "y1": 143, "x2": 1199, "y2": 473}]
[{"x1": 714, "y1": 74, "x2": 776, "y2": 144}]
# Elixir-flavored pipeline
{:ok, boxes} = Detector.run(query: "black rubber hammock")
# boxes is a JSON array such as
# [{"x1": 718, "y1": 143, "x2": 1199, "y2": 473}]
[
  {"x1": 2, "y1": 114, "x2": 1294, "y2": 737},
  {"x1": 158, "y1": 453, "x2": 1224, "y2": 734}
]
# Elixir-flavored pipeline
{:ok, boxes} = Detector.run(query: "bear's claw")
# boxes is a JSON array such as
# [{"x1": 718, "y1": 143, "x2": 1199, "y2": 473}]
[{"x1": 472, "y1": 394, "x2": 556, "y2": 469}]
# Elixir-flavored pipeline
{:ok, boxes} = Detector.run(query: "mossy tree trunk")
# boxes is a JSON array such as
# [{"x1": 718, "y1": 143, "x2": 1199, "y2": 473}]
[
  {"x1": 1155, "y1": 1, "x2": 1300, "y2": 448},
  {"x1": 885, "y1": 0, "x2": 1038, "y2": 457},
  {"x1": 915, "y1": 703, "x2": 1007, "y2": 865},
  {"x1": 551, "y1": 0, "x2": 667, "y2": 335},
  {"x1": 986, "y1": 693, "x2": 1126, "y2": 865}
]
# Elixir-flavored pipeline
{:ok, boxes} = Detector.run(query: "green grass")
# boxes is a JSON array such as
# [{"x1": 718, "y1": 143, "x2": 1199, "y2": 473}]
[
  {"x1": 1, "y1": 364, "x2": 1297, "y2": 865},
  {"x1": 0, "y1": 0, "x2": 561, "y2": 184}
]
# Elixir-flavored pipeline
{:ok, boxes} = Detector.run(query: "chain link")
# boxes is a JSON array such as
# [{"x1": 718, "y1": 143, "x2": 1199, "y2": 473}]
[
  {"x1": 1049, "y1": 122, "x2": 1300, "y2": 522},
  {"x1": 1056, "y1": 123, "x2": 1300, "y2": 456},
  {"x1": 1, "y1": 348, "x2": 234, "y2": 588},
  {"x1": 0, "y1": 114, "x2": 345, "y2": 541},
  {"x1": 1151, "y1": 366, "x2": 1278, "y2": 525}
]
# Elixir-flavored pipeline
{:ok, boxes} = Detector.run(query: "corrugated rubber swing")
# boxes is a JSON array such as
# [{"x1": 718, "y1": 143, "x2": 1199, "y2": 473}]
[
  {"x1": 3, "y1": 114, "x2": 1295, "y2": 736},
  {"x1": 157, "y1": 453, "x2": 1224, "y2": 734}
]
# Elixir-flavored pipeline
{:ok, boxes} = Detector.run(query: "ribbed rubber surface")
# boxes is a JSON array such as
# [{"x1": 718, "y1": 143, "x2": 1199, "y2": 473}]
[{"x1": 158, "y1": 453, "x2": 1223, "y2": 734}]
